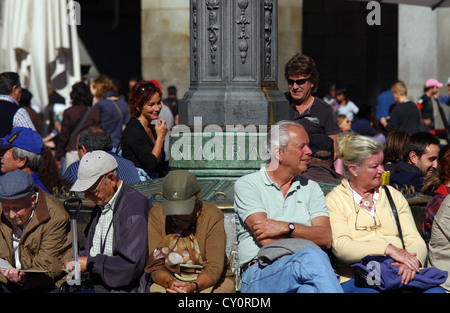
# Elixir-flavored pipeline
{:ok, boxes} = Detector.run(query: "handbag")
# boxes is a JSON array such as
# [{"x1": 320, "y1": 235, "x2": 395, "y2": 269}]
[
  {"x1": 352, "y1": 186, "x2": 447, "y2": 291},
  {"x1": 383, "y1": 185, "x2": 405, "y2": 249}
]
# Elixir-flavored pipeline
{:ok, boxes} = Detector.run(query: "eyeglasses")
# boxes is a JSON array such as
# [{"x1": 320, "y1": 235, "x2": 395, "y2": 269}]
[
  {"x1": 86, "y1": 175, "x2": 106, "y2": 194},
  {"x1": 287, "y1": 78, "x2": 308, "y2": 86},
  {"x1": 354, "y1": 207, "x2": 381, "y2": 231}
]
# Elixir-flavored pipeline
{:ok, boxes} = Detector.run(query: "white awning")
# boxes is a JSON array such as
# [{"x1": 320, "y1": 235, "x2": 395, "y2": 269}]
[{"x1": 1, "y1": 0, "x2": 81, "y2": 112}]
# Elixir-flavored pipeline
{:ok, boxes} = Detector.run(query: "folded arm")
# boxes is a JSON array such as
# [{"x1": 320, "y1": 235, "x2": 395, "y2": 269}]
[{"x1": 245, "y1": 212, "x2": 332, "y2": 249}]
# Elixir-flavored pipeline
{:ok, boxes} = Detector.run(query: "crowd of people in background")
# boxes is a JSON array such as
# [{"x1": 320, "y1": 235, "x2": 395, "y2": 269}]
[{"x1": 1, "y1": 49, "x2": 450, "y2": 294}]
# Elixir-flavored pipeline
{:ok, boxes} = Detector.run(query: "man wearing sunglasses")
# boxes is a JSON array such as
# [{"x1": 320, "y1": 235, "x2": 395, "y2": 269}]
[
  {"x1": 68, "y1": 150, "x2": 152, "y2": 292},
  {"x1": 284, "y1": 54, "x2": 339, "y2": 155}
]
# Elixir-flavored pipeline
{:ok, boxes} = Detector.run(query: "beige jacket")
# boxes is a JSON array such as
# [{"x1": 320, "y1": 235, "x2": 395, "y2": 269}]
[
  {"x1": 147, "y1": 202, "x2": 234, "y2": 289},
  {"x1": 0, "y1": 186, "x2": 72, "y2": 291},
  {"x1": 428, "y1": 195, "x2": 450, "y2": 292},
  {"x1": 326, "y1": 180, "x2": 427, "y2": 283}
]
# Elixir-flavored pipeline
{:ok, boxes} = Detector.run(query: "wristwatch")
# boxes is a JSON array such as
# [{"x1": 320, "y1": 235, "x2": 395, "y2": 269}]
[{"x1": 287, "y1": 223, "x2": 295, "y2": 236}]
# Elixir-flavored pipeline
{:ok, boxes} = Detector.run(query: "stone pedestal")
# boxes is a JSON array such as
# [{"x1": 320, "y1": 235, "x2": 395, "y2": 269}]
[{"x1": 172, "y1": 0, "x2": 288, "y2": 177}]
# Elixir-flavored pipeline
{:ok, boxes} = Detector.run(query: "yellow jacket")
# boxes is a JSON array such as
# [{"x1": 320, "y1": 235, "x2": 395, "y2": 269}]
[{"x1": 326, "y1": 180, "x2": 427, "y2": 283}]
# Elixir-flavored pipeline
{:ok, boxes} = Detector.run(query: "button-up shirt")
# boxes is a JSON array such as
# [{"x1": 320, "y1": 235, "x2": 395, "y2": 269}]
[
  {"x1": 90, "y1": 181, "x2": 123, "y2": 257},
  {"x1": 0, "y1": 95, "x2": 36, "y2": 130}
]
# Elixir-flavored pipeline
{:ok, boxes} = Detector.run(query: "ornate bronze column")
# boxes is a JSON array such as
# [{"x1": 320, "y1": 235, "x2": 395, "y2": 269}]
[
  {"x1": 172, "y1": 0, "x2": 288, "y2": 178},
  {"x1": 179, "y1": 0, "x2": 288, "y2": 126}
]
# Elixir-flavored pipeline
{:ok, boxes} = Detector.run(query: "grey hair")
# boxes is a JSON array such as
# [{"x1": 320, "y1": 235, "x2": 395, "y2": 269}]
[
  {"x1": 341, "y1": 135, "x2": 383, "y2": 175},
  {"x1": 12, "y1": 147, "x2": 43, "y2": 172},
  {"x1": 263, "y1": 120, "x2": 304, "y2": 160}
]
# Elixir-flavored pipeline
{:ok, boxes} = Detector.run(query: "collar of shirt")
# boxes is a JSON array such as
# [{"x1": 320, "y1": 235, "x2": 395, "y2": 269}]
[
  {"x1": 260, "y1": 165, "x2": 301, "y2": 191},
  {"x1": 346, "y1": 181, "x2": 379, "y2": 206},
  {"x1": 0, "y1": 95, "x2": 19, "y2": 105},
  {"x1": 100, "y1": 180, "x2": 123, "y2": 214}
]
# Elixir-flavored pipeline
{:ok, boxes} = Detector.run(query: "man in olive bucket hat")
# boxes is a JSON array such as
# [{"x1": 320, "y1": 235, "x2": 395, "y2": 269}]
[{"x1": 145, "y1": 170, "x2": 236, "y2": 293}]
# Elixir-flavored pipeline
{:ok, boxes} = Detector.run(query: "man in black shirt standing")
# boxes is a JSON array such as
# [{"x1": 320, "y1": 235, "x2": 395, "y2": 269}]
[{"x1": 284, "y1": 54, "x2": 339, "y2": 153}]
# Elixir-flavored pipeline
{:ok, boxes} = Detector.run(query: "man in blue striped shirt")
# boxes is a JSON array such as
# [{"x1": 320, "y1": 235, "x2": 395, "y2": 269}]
[{"x1": 63, "y1": 125, "x2": 141, "y2": 185}]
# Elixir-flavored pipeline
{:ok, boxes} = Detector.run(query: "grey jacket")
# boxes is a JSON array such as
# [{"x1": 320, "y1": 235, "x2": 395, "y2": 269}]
[{"x1": 257, "y1": 238, "x2": 320, "y2": 267}]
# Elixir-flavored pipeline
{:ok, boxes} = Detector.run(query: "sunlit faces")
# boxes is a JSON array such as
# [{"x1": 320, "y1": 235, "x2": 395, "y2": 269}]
[
  {"x1": 139, "y1": 93, "x2": 162, "y2": 122},
  {"x1": 287, "y1": 75, "x2": 313, "y2": 105},
  {"x1": 1, "y1": 193, "x2": 36, "y2": 228},
  {"x1": 84, "y1": 173, "x2": 118, "y2": 207},
  {"x1": 338, "y1": 116, "x2": 352, "y2": 132},
  {"x1": 413, "y1": 144, "x2": 440, "y2": 176},
  {"x1": 351, "y1": 151, "x2": 385, "y2": 190},
  {"x1": 0, "y1": 148, "x2": 21, "y2": 173},
  {"x1": 279, "y1": 126, "x2": 312, "y2": 174}
]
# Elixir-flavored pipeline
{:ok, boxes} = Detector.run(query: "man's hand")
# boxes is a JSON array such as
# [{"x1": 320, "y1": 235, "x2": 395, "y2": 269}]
[
  {"x1": 0, "y1": 268, "x2": 26, "y2": 284},
  {"x1": 252, "y1": 219, "x2": 289, "y2": 244},
  {"x1": 64, "y1": 256, "x2": 88, "y2": 273},
  {"x1": 245, "y1": 212, "x2": 332, "y2": 248}
]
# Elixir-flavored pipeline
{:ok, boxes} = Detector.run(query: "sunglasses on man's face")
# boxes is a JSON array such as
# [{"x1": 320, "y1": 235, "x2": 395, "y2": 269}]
[{"x1": 287, "y1": 78, "x2": 308, "y2": 86}]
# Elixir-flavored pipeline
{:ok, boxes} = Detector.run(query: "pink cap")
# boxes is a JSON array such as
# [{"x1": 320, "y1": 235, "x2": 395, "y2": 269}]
[{"x1": 425, "y1": 78, "x2": 443, "y2": 88}]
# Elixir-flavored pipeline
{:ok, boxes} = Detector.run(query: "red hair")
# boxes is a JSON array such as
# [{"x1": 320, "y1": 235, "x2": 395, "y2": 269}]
[{"x1": 128, "y1": 80, "x2": 162, "y2": 119}]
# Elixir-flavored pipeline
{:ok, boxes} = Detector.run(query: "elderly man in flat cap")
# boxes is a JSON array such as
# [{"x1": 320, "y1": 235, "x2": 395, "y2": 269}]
[
  {"x1": 67, "y1": 150, "x2": 152, "y2": 293},
  {"x1": 0, "y1": 170, "x2": 72, "y2": 293}
]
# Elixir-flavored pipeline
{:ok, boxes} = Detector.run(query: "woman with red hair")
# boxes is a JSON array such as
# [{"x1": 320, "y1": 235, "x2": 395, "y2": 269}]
[{"x1": 120, "y1": 81, "x2": 169, "y2": 180}]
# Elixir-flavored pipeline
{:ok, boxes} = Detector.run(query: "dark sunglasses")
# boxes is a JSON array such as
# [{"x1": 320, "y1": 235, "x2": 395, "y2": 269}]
[{"x1": 287, "y1": 78, "x2": 308, "y2": 86}]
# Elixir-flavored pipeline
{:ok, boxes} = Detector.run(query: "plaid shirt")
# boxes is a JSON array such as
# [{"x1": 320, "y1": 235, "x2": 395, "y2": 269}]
[
  {"x1": 423, "y1": 184, "x2": 450, "y2": 244},
  {"x1": 0, "y1": 95, "x2": 36, "y2": 130},
  {"x1": 89, "y1": 182, "x2": 124, "y2": 257}
]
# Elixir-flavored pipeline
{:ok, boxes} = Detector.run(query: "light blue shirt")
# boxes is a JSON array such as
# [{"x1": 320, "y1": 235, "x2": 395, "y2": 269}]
[
  {"x1": 338, "y1": 100, "x2": 359, "y2": 121},
  {"x1": 234, "y1": 166, "x2": 329, "y2": 265}
]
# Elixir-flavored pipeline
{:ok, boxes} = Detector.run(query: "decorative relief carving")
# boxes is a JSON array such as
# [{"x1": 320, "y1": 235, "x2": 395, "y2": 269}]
[
  {"x1": 206, "y1": 0, "x2": 220, "y2": 64},
  {"x1": 192, "y1": 0, "x2": 198, "y2": 78},
  {"x1": 264, "y1": 0, "x2": 273, "y2": 72},
  {"x1": 236, "y1": 0, "x2": 250, "y2": 64}
]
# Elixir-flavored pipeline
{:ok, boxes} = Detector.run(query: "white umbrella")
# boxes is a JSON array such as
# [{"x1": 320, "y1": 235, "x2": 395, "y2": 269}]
[
  {"x1": 1, "y1": 0, "x2": 81, "y2": 112},
  {"x1": 344, "y1": 0, "x2": 450, "y2": 10}
]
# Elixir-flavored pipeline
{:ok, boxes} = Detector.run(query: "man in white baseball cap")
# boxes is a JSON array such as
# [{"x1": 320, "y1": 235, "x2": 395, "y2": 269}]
[{"x1": 68, "y1": 150, "x2": 152, "y2": 293}]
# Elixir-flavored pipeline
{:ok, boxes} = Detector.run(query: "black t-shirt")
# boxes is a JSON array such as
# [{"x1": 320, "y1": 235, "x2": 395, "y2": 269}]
[{"x1": 286, "y1": 93, "x2": 339, "y2": 136}]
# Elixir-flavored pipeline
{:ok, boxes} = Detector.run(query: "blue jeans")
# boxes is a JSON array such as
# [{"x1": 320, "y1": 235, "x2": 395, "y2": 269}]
[
  {"x1": 241, "y1": 247, "x2": 343, "y2": 293},
  {"x1": 341, "y1": 279, "x2": 447, "y2": 293}
]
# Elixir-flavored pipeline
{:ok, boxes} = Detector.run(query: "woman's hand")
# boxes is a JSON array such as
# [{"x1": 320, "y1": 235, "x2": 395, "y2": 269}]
[
  {"x1": 166, "y1": 280, "x2": 197, "y2": 293},
  {"x1": 394, "y1": 263, "x2": 417, "y2": 285},
  {"x1": 385, "y1": 244, "x2": 420, "y2": 284},
  {"x1": 0, "y1": 268, "x2": 26, "y2": 284},
  {"x1": 155, "y1": 119, "x2": 169, "y2": 139}
]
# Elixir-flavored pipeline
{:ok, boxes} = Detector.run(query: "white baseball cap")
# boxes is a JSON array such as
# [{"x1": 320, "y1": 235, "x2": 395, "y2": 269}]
[{"x1": 70, "y1": 151, "x2": 118, "y2": 192}]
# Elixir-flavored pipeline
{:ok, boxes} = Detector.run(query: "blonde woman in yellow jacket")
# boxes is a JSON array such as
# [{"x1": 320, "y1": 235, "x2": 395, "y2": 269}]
[{"x1": 326, "y1": 135, "x2": 443, "y2": 293}]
